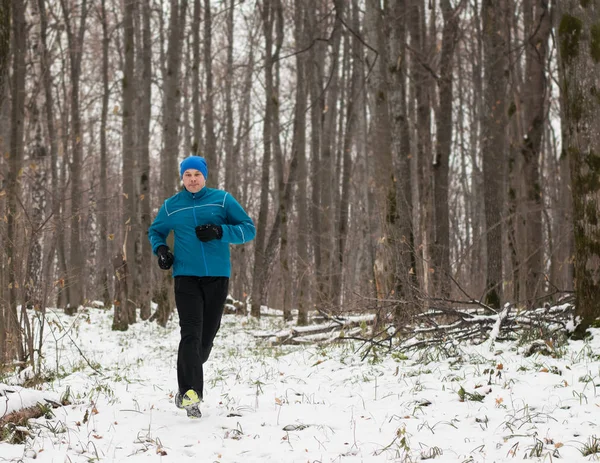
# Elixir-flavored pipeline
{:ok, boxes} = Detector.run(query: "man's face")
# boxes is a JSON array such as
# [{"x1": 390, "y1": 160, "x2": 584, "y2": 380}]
[{"x1": 182, "y1": 169, "x2": 205, "y2": 193}]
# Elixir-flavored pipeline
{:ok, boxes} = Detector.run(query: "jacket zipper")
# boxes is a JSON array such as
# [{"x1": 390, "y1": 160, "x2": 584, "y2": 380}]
[{"x1": 192, "y1": 193, "x2": 209, "y2": 276}]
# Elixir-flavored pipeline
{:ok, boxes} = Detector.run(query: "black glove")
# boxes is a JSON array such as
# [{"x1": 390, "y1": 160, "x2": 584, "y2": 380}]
[
  {"x1": 195, "y1": 224, "x2": 223, "y2": 242},
  {"x1": 156, "y1": 245, "x2": 174, "y2": 270}
]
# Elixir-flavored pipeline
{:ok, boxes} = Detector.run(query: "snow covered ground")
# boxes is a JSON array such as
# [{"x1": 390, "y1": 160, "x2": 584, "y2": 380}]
[{"x1": 1, "y1": 306, "x2": 600, "y2": 462}]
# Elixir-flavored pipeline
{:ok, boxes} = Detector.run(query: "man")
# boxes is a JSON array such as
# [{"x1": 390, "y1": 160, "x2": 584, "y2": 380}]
[{"x1": 148, "y1": 156, "x2": 255, "y2": 418}]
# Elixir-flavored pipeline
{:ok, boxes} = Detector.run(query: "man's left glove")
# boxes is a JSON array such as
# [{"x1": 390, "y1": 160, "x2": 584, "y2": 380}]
[{"x1": 195, "y1": 224, "x2": 223, "y2": 242}]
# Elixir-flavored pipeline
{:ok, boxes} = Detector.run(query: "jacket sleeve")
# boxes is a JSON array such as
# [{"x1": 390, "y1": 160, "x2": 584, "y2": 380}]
[
  {"x1": 147, "y1": 202, "x2": 172, "y2": 253},
  {"x1": 221, "y1": 193, "x2": 256, "y2": 244}
]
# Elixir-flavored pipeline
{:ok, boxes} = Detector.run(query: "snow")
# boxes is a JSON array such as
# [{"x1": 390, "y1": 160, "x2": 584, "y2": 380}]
[{"x1": 1, "y1": 305, "x2": 600, "y2": 462}]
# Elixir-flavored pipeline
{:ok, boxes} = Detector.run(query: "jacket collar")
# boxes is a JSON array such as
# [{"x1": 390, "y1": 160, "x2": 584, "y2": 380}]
[{"x1": 182, "y1": 186, "x2": 208, "y2": 199}]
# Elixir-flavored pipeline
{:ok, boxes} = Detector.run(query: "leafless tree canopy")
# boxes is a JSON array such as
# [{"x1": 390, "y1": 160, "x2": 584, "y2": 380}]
[{"x1": 0, "y1": 0, "x2": 597, "y2": 365}]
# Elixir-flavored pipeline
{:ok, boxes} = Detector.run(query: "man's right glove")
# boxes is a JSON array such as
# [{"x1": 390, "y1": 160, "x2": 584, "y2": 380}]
[{"x1": 156, "y1": 245, "x2": 174, "y2": 270}]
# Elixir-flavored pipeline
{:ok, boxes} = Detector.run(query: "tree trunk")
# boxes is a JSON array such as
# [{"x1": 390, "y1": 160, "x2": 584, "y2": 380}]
[
  {"x1": 557, "y1": 4, "x2": 600, "y2": 337},
  {"x1": 0, "y1": 0, "x2": 9, "y2": 364},
  {"x1": 250, "y1": 0, "x2": 276, "y2": 318},
  {"x1": 60, "y1": 0, "x2": 88, "y2": 315},
  {"x1": 121, "y1": 0, "x2": 137, "y2": 327},
  {"x1": 332, "y1": 0, "x2": 356, "y2": 307},
  {"x1": 24, "y1": 114, "x2": 47, "y2": 311},
  {"x1": 37, "y1": 0, "x2": 58, "y2": 370},
  {"x1": 481, "y1": 0, "x2": 508, "y2": 309},
  {"x1": 294, "y1": 0, "x2": 310, "y2": 325},
  {"x1": 409, "y1": 0, "x2": 433, "y2": 300},
  {"x1": 191, "y1": 0, "x2": 202, "y2": 155},
  {"x1": 318, "y1": 0, "x2": 343, "y2": 307},
  {"x1": 154, "y1": 0, "x2": 187, "y2": 326},
  {"x1": 0, "y1": 0, "x2": 9, "y2": 110},
  {"x1": 268, "y1": 2, "x2": 291, "y2": 318},
  {"x1": 366, "y1": 0, "x2": 395, "y2": 311},
  {"x1": 162, "y1": 0, "x2": 187, "y2": 199},
  {"x1": 308, "y1": 3, "x2": 325, "y2": 308},
  {"x1": 224, "y1": 0, "x2": 236, "y2": 196},
  {"x1": 139, "y1": 0, "x2": 152, "y2": 320},
  {"x1": 432, "y1": 0, "x2": 460, "y2": 299},
  {"x1": 5, "y1": 0, "x2": 26, "y2": 362},
  {"x1": 112, "y1": 254, "x2": 129, "y2": 331},
  {"x1": 203, "y1": 0, "x2": 217, "y2": 186},
  {"x1": 99, "y1": 0, "x2": 111, "y2": 309},
  {"x1": 388, "y1": 0, "x2": 417, "y2": 313},
  {"x1": 521, "y1": 0, "x2": 551, "y2": 307}
]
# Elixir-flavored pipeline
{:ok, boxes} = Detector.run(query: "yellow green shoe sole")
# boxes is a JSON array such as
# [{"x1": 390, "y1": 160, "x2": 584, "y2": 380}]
[{"x1": 182, "y1": 389, "x2": 202, "y2": 418}]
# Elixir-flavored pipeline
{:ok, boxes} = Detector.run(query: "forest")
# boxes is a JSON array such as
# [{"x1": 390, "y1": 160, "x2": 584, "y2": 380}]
[{"x1": 0, "y1": 0, "x2": 598, "y2": 368}]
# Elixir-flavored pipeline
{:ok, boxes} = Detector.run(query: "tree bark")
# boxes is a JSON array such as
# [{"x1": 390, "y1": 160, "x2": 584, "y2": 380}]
[
  {"x1": 121, "y1": 0, "x2": 137, "y2": 327},
  {"x1": 250, "y1": 0, "x2": 276, "y2": 318},
  {"x1": 6, "y1": 0, "x2": 26, "y2": 362},
  {"x1": 521, "y1": 0, "x2": 551, "y2": 307},
  {"x1": 318, "y1": 0, "x2": 343, "y2": 307},
  {"x1": 0, "y1": 0, "x2": 9, "y2": 363},
  {"x1": 99, "y1": 0, "x2": 111, "y2": 309},
  {"x1": 203, "y1": 0, "x2": 217, "y2": 186},
  {"x1": 294, "y1": 0, "x2": 310, "y2": 325},
  {"x1": 191, "y1": 0, "x2": 202, "y2": 155},
  {"x1": 308, "y1": 3, "x2": 325, "y2": 307},
  {"x1": 332, "y1": 0, "x2": 356, "y2": 307},
  {"x1": 0, "y1": 0, "x2": 9, "y2": 110},
  {"x1": 224, "y1": 0, "x2": 236, "y2": 196},
  {"x1": 432, "y1": 0, "x2": 461, "y2": 299},
  {"x1": 408, "y1": 0, "x2": 433, "y2": 300},
  {"x1": 60, "y1": 0, "x2": 89, "y2": 315},
  {"x1": 481, "y1": 0, "x2": 508, "y2": 309},
  {"x1": 388, "y1": 0, "x2": 417, "y2": 312},
  {"x1": 37, "y1": 0, "x2": 58, "y2": 370},
  {"x1": 366, "y1": 0, "x2": 395, "y2": 310},
  {"x1": 139, "y1": 0, "x2": 152, "y2": 320},
  {"x1": 154, "y1": 0, "x2": 187, "y2": 326},
  {"x1": 557, "y1": 3, "x2": 600, "y2": 337}
]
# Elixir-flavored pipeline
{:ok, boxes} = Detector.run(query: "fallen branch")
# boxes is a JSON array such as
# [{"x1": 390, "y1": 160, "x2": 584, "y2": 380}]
[{"x1": 251, "y1": 302, "x2": 576, "y2": 353}]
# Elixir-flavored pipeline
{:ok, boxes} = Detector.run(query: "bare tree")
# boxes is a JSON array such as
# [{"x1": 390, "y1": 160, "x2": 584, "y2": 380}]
[
  {"x1": 432, "y1": 0, "x2": 462, "y2": 298},
  {"x1": 203, "y1": 0, "x2": 217, "y2": 185},
  {"x1": 250, "y1": 0, "x2": 277, "y2": 318},
  {"x1": 224, "y1": 0, "x2": 236, "y2": 195},
  {"x1": 152, "y1": 0, "x2": 187, "y2": 327},
  {"x1": 308, "y1": 2, "x2": 325, "y2": 309},
  {"x1": 0, "y1": 0, "x2": 9, "y2": 110},
  {"x1": 114, "y1": 0, "x2": 137, "y2": 330},
  {"x1": 37, "y1": 0, "x2": 60, "y2": 367},
  {"x1": 6, "y1": 0, "x2": 26, "y2": 362},
  {"x1": 408, "y1": 0, "x2": 434, "y2": 300},
  {"x1": 557, "y1": 4, "x2": 600, "y2": 337},
  {"x1": 481, "y1": 0, "x2": 508, "y2": 309},
  {"x1": 332, "y1": 0, "x2": 358, "y2": 307},
  {"x1": 520, "y1": 0, "x2": 551, "y2": 307},
  {"x1": 191, "y1": 0, "x2": 202, "y2": 156},
  {"x1": 318, "y1": 0, "x2": 343, "y2": 307},
  {"x1": 98, "y1": 0, "x2": 111, "y2": 308},
  {"x1": 60, "y1": 0, "x2": 89, "y2": 315},
  {"x1": 139, "y1": 0, "x2": 152, "y2": 320},
  {"x1": 388, "y1": 0, "x2": 417, "y2": 310},
  {"x1": 293, "y1": 0, "x2": 310, "y2": 325}
]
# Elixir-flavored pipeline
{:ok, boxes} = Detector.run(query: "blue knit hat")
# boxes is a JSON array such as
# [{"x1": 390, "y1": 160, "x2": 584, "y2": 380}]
[{"x1": 180, "y1": 156, "x2": 208, "y2": 180}]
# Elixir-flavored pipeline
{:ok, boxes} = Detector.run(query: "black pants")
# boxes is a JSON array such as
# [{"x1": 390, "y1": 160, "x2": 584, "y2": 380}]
[{"x1": 174, "y1": 276, "x2": 229, "y2": 398}]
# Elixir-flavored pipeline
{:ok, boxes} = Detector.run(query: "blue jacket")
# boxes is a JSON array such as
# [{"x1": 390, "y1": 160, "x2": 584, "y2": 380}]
[{"x1": 148, "y1": 187, "x2": 255, "y2": 277}]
